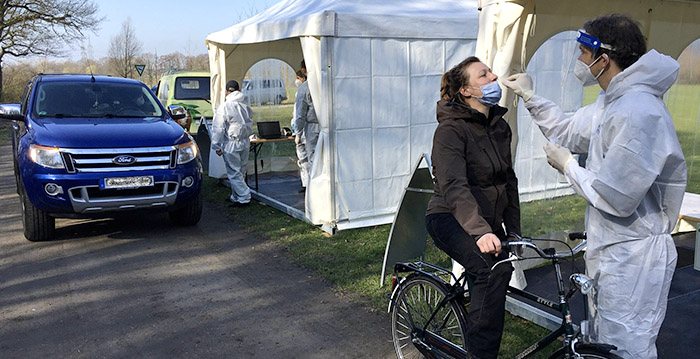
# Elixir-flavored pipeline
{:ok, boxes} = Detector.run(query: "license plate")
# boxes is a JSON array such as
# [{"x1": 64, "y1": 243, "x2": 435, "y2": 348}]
[{"x1": 102, "y1": 176, "x2": 154, "y2": 189}]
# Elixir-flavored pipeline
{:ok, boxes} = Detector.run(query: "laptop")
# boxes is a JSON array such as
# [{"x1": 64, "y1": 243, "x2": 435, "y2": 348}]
[{"x1": 257, "y1": 121, "x2": 283, "y2": 139}]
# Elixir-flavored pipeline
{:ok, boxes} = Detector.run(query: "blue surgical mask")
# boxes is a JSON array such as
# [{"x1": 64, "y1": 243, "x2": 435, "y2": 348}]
[{"x1": 474, "y1": 81, "x2": 502, "y2": 107}]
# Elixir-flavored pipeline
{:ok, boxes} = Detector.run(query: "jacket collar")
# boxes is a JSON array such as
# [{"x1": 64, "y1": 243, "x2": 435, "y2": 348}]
[{"x1": 437, "y1": 99, "x2": 507, "y2": 127}]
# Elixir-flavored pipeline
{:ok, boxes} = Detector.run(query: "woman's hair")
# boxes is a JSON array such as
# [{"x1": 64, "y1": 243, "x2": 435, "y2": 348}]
[{"x1": 440, "y1": 56, "x2": 481, "y2": 104}]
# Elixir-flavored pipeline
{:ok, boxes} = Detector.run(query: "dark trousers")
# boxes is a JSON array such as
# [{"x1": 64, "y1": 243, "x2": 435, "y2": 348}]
[{"x1": 426, "y1": 213, "x2": 512, "y2": 359}]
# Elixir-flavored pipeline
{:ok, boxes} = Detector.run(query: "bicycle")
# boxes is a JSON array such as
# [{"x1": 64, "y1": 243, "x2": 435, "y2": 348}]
[{"x1": 388, "y1": 232, "x2": 622, "y2": 359}]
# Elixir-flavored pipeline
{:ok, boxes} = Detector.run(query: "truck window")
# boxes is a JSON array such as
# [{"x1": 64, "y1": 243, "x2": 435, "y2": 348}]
[
  {"x1": 159, "y1": 81, "x2": 169, "y2": 103},
  {"x1": 20, "y1": 79, "x2": 34, "y2": 115},
  {"x1": 32, "y1": 82, "x2": 163, "y2": 118},
  {"x1": 174, "y1": 77, "x2": 210, "y2": 100}
]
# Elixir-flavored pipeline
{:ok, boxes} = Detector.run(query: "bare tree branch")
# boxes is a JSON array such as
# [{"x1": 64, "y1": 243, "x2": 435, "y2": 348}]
[
  {"x1": 0, "y1": 0, "x2": 101, "y2": 58},
  {"x1": 0, "y1": 0, "x2": 101, "y2": 99},
  {"x1": 108, "y1": 18, "x2": 142, "y2": 78}
]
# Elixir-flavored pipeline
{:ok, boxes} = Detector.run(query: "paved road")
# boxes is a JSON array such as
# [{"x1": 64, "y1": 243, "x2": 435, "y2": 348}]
[{"x1": 0, "y1": 129, "x2": 395, "y2": 358}]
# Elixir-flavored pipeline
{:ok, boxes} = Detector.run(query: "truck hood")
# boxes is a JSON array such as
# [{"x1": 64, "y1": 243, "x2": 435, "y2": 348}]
[{"x1": 28, "y1": 116, "x2": 189, "y2": 148}]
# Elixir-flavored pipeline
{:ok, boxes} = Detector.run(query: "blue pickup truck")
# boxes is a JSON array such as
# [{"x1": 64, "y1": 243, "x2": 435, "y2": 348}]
[{"x1": 0, "y1": 74, "x2": 203, "y2": 241}]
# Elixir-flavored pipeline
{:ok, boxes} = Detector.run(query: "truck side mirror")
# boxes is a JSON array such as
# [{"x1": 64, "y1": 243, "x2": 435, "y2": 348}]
[
  {"x1": 0, "y1": 103, "x2": 23, "y2": 121},
  {"x1": 168, "y1": 105, "x2": 187, "y2": 121}
]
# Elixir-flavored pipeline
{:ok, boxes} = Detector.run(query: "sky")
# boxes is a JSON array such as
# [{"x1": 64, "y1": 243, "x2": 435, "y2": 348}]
[{"x1": 63, "y1": 0, "x2": 282, "y2": 61}]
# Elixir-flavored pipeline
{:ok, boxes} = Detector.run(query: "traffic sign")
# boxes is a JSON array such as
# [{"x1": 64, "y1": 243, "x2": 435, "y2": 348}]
[{"x1": 135, "y1": 64, "x2": 145, "y2": 76}]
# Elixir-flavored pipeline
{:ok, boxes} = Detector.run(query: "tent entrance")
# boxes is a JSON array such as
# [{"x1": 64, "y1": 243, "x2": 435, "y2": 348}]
[{"x1": 248, "y1": 170, "x2": 311, "y2": 226}]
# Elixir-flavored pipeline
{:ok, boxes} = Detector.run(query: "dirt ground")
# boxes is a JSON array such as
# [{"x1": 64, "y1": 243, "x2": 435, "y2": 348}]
[{"x1": 0, "y1": 123, "x2": 396, "y2": 358}]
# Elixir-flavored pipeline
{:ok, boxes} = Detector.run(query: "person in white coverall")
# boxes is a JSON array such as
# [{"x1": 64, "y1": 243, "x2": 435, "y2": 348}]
[
  {"x1": 292, "y1": 69, "x2": 309, "y2": 193},
  {"x1": 503, "y1": 14, "x2": 686, "y2": 359},
  {"x1": 211, "y1": 80, "x2": 254, "y2": 206},
  {"x1": 294, "y1": 66, "x2": 319, "y2": 193}
]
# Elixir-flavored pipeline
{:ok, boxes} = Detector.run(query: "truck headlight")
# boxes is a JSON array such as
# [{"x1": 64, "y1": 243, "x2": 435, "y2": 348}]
[
  {"x1": 29, "y1": 144, "x2": 65, "y2": 169},
  {"x1": 177, "y1": 141, "x2": 198, "y2": 164}
]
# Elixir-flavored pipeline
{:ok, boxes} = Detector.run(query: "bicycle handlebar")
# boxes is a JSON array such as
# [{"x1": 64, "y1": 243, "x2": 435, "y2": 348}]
[{"x1": 491, "y1": 233, "x2": 588, "y2": 273}]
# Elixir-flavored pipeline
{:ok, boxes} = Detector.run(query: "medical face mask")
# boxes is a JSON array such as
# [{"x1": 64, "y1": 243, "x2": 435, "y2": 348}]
[
  {"x1": 574, "y1": 55, "x2": 604, "y2": 86},
  {"x1": 474, "y1": 81, "x2": 502, "y2": 107},
  {"x1": 294, "y1": 79, "x2": 303, "y2": 87}
]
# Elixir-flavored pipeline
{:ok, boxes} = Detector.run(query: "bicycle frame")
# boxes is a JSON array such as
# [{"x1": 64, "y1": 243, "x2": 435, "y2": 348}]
[
  {"x1": 505, "y1": 256, "x2": 579, "y2": 359},
  {"x1": 390, "y1": 237, "x2": 607, "y2": 359}
]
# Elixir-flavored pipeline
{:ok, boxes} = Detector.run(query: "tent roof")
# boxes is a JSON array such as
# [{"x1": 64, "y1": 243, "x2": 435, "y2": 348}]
[{"x1": 205, "y1": 0, "x2": 479, "y2": 45}]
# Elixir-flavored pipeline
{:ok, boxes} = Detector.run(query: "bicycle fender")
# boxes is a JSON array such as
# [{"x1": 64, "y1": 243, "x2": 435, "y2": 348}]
[{"x1": 387, "y1": 275, "x2": 410, "y2": 313}]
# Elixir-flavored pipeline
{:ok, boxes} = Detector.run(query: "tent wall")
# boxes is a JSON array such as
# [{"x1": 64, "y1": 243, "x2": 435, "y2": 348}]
[
  {"x1": 330, "y1": 37, "x2": 476, "y2": 230},
  {"x1": 514, "y1": 31, "x2": 579, "y2": 201},
  {"x1": 521, "y1": 0, "x2": 700, "y2": 64}
]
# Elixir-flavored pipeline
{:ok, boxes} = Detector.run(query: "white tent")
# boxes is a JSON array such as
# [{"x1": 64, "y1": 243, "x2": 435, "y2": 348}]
[
  {"x1": 206, "y1": 0, "x2": 480, "y2": 231},
  {"x1": 207, "y1": 0, "x2": 700, "y2": 232}
]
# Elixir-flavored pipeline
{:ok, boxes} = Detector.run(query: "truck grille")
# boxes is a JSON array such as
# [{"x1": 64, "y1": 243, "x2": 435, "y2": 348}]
[
  {"x1": 68, "y1": 181, "x2": 179, "y2": 213},
  {"x1": 61, "y1": 146, "x2": 177, "y2": 173}
]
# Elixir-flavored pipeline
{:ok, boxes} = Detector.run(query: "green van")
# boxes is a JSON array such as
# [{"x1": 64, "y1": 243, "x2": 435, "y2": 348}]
[{"x1": 153, "y1": 70, "x2": 213, "y2": 135}]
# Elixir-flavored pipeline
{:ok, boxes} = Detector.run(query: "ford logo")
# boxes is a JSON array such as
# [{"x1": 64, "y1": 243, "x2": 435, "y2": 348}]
[{"x1": 112, "y1": 155, "x2": 137, "y2": 165}]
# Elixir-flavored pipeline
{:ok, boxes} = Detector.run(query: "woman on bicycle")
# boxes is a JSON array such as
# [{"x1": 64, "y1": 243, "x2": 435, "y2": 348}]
[{"x1": 425, "y1": 56, "x2": 520, "y2": 359}]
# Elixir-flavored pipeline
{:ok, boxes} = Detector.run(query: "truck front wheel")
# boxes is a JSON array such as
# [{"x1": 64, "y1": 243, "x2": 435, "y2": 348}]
[
  {"x1": 169, "y1": 192, "x2": 203, "y2": 226},
  {"x1": 21, "y1": 193, "x2": 55, "y2": 241}
]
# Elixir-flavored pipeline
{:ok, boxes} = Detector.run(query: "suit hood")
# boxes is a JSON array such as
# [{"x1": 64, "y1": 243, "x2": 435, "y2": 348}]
[
  {"x1": 605, "y1": 49, "x2": 679, "y2": 104},
  {"x1": 226, "y1": 90, "x2": 247, "y2": 103}
]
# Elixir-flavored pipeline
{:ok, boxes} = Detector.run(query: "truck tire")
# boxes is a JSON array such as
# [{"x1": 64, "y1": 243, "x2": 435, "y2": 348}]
[
  {"x1": 13, "y1": 159, "x2": 22, "y2": 195},
  {"x1": 21, "y1": 192, "x2": 55, "y2": 241},
  {"x1": 169, "y1": 192, "x2": 203, "y2": 226},
  {"x1": 196, "y1": 124, "x2": 210, "y2": 173}
]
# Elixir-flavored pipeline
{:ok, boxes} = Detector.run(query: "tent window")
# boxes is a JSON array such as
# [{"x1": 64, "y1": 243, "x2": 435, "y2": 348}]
[{"x1": 666, "y1": 38, "x2": 700, "y2": 194}]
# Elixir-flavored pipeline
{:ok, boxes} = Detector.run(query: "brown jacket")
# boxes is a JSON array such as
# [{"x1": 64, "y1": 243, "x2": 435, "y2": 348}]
[{"x1": 426, "y1": 100, "x2": 521, "y2": 239}]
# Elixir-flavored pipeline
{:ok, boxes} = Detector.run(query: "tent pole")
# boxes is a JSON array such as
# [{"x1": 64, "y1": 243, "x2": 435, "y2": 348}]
[{"x1": 323, "y1": 36, "x2": 338, "y2": 234}]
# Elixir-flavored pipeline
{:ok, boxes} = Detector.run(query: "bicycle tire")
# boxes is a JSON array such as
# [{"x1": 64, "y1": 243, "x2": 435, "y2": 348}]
[
  {"x1": 391, "y1": 274, "x2": 468, "y2": 359},
  {"x1": 548, "y1": 345, "x2": 624, "y2": 359}
]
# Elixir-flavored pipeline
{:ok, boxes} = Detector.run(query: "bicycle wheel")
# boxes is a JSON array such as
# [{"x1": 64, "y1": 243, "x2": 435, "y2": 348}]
[
  {"x1": 548, "y1": 345, "x2": 624, "y2": 359},
  {"x1": 391, "y1": 274, "x2": 468, "y2": 359}
]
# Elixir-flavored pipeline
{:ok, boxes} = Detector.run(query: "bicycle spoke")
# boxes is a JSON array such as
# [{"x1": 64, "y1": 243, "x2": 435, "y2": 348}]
[{"x1": 392, "y1": 275, "x2": 468, "y2": 359}]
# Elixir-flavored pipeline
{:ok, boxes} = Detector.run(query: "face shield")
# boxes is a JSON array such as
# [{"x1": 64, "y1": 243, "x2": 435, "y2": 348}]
[{"x1": 569, "y1": 30, "x2": 616, "y2": 87}]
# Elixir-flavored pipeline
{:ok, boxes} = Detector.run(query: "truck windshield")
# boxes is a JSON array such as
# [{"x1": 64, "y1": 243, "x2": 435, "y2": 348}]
[
  {"x1": 174, "y1": 77, "x2": 210, "y2": 100},
  {"x1": 33, "y1": 82, "x2": 164, "y2": 118}
]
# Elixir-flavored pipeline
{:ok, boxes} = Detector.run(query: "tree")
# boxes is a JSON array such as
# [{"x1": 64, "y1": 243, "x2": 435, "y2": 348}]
[
  {"x1": 108, "y1": 18, "x2": 142, "y2": 78},
  {"x1": 0, "y1": 0, "x2": 100, "y2": 100}
]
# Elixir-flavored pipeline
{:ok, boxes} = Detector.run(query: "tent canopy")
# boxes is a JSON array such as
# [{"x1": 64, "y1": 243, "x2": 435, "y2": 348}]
[
  {"x1": 205, "y1": 0, "x2": 479, "y2": 111},
  {"x1": 206, "y1": 0, "x2": 478, "y2": 45}
]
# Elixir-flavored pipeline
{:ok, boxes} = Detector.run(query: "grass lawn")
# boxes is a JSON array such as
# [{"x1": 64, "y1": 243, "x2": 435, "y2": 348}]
[
  {"x1": 585, "y1": 83, "x2": 700, "y2": 193},
  {"x1": 667, "y1": 84, "x2": 700, "y2": 193}
]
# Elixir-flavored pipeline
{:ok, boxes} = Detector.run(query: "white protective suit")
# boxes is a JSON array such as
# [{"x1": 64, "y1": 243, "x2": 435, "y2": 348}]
[
  {"x1": 294, "y1": 81, "x2": 319, "y2": 187},
  {"x1": 211, "y1": 90, "x2": 254, "y2": 204},
  {"x1": 291, "y1": 99, "x2": 307, "y2": 188},
  {"x1": 524, "y1": 50, "x2": 687, "y2": 359}
]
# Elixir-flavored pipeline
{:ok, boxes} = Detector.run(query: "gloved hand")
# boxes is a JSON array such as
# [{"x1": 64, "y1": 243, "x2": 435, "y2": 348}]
[
  {"x1": 502, "y1": 73, "x2": 534, "y2": 102},
  {"x1": 544, "y1": 142, "x2": 575, "y2": 174}
]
